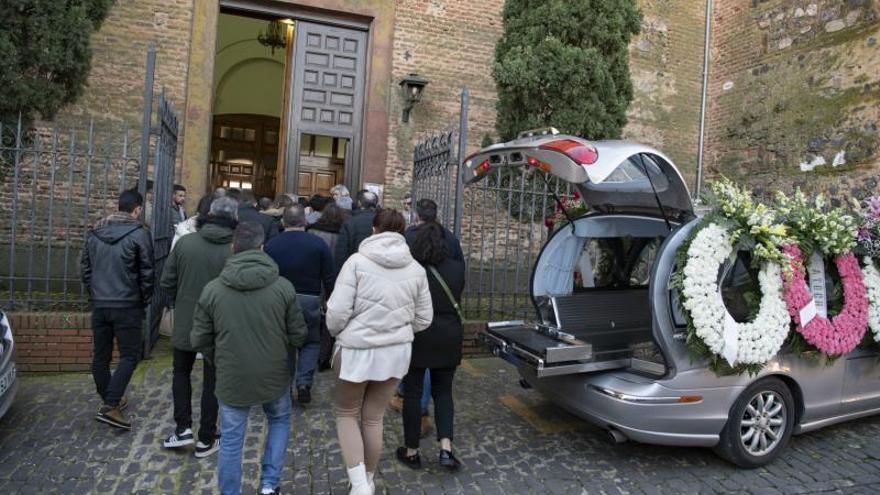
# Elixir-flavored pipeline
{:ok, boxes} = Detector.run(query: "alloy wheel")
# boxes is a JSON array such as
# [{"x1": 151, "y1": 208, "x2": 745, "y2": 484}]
[{"x1": 739, "y1": 390, "x2": 786, "y2": 457}]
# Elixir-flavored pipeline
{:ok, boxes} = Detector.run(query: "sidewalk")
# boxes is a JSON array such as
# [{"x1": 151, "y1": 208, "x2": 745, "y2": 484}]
[{"x1": 1, "y1": 338, "x2": 880, "y2": 494}]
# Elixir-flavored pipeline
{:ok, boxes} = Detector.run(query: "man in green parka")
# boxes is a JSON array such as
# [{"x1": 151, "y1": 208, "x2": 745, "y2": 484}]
[
  {"x1": 160, "y1": 196, "x2": 238, "y2": 458},
  {"x1": 191, "y1": 221, "x2": 307, "y2": 495}
]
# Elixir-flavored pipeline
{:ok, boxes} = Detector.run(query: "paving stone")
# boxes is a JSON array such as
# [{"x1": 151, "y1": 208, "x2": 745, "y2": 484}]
[{"x1": 2, "y1": 347, "x2": 880, "y2": 493}]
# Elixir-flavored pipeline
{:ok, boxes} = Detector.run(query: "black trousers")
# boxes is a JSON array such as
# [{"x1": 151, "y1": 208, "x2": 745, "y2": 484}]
[
  {"x1": 91, "y1": 307, "x2": 143, "y2": 408},
  {"x1": 172, "y1": 349, "x2": 218, "y2": 443},
  {"x1": 402, "y1": 366, "x2": 457, "y2": 449},
  {"x1": 318, "y1": 313, "x2": 334, "y2": 366}
]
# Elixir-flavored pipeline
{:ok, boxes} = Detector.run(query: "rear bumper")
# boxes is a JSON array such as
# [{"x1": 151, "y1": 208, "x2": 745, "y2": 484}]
[{"x1": 518, "y1": 366, "x2": 743, "y2": 447}]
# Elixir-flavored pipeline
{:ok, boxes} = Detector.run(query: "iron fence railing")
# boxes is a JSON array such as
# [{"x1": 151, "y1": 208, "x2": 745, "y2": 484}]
[
  {"x1": 0, "y1": 117, "x2": 142, "y2": 311},
  {"x1": 0, "y1": 45, "x2": 179, "y2": 358},
  {"x1": 410, "y1": 88, "x2": 575, "y2": 322}
]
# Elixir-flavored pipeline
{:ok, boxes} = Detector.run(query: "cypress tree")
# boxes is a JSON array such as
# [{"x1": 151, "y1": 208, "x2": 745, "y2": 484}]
[
  {"x1": 492, "y1": 0, "x2": 641, "y2": 141},
  {"x1": 0, "y1": 0, "x2": 113, "y2": 124}
]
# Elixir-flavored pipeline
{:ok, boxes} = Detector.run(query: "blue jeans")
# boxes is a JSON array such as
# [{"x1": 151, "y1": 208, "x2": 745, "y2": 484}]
[
  {"x1": 218, "y1": 392, "x2": 291, "y2": 495},
  {"x1": 397, "y1": 369, "x2": 431, "y2": 414},
  {"x1": 290, "y1": 295, "x2": 322, "y2": 388}
]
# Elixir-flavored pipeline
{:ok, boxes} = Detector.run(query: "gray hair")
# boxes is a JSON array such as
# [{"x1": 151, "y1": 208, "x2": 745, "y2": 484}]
[
  {"x1": 330, "y1": 184, "x2": 350, "y2": 198},
  {"x1": 282, "y1": 204, "x2": 307, "y2": 228},
  {"x1": 357, "y1": 190, "x2": 379, "y2": 209},
  {"x1": 209, "y1": 196, "x2": 238, "y2": 220}
]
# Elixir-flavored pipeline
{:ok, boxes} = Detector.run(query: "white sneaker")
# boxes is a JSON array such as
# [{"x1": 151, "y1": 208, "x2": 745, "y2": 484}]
[
  {"x1": 347, "y1": 463, "x2": 374, "y2": 495},
  {"x1": 194, "y1": 438, "x2": 220, "y2": 458},
  {"x1": 366, "y1": 471, "x2": 375, "y2": 492},
  {"x1": 163, "y1": 428, "x2": 195, "y2": 448}
]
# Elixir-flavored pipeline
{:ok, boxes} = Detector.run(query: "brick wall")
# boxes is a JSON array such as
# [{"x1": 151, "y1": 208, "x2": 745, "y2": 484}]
[
  {"x1": 7, "y1": 312, "x2": 112, "y2": 372},
  {"x1": 7, "y1": 309, "x2": 484, "y2": 372},
  {"x1": 706, "y1": 0, "x2": 880, "y2": 200},
  {"x1": 625, "y1": 0, "x2": 709, "y2": 187},
  {"x1": 384, "y1": 0, "x2": 709, "y2": 207},
  {"x1": 51, "y1": 0, "x2": 194, "y2": 171}
]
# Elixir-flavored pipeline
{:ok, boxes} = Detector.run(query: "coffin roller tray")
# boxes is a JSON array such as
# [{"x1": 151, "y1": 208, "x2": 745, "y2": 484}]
[{"x1": 485, "y1": 325, "x2": 593, "y2": 364}]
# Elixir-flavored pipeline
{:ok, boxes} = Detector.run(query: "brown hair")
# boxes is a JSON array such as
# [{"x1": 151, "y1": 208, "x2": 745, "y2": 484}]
[{"x1": 372, "y1": 209, "x2": 406, "y2": 234}]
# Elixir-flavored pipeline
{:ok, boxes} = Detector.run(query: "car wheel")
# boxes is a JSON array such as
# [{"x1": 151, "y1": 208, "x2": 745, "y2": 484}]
[{"x1": 714, "y1": 377, "x2": 795, "y2": 468}]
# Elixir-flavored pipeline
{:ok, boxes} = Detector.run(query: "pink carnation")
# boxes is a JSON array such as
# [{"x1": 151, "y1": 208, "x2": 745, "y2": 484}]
[{"x1": 782, "y1": 245, "x2": 868, "y2": 355}]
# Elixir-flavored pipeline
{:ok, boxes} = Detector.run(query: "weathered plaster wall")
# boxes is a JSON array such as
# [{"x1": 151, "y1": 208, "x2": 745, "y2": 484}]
[{"x1": 707, "y1": 0, "x2": 880, "y2": 200}]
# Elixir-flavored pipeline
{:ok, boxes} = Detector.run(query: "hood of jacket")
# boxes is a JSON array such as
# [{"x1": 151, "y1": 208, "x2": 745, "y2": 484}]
[
  {"x1": 93, "y1": 213, "x2": 142, "y2": 244},
  {"x1": 358, "y1": 232, "x2": 413, "y2": 269},
  {"x1": 198, "y1": 221, "x2": 234, "y2": 244},
  {"x1": 219, "y1": 250, "x2": 279, "y2": 291}
]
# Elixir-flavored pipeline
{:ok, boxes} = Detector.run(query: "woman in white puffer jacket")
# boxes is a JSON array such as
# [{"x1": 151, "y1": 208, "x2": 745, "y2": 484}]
[{"x1": 326, "y1": 208, "x2": 433, "y2": 495}]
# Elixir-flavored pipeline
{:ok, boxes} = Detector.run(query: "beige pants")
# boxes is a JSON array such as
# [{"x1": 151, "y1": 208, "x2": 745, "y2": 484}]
[{"x1": 333, "y1": 358, "x2": 400, "y2": 472}]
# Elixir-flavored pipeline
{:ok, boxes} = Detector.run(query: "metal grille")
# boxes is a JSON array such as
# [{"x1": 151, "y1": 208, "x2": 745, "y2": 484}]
[
  {"x1": 0, "y1": 118, "x2": 141, "y2": 310},
  {"x1": 410, "y1": 88, "x2": 574, "y2": 322},
  {"x1": 0, "y1": 45, "x2": 179, "y2": 358},
  {"x1": 460, "y1": 169, "x2": 573, "y2": 322},
  {"x1": 144, "y1": 93, "x2": 179, "y2": 354},
  {"x1": 411, "y1": 130, "x2": 459, "y2": 228}
]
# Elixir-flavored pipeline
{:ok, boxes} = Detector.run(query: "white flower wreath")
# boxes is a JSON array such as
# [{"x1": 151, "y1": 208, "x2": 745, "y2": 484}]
[
  {"x1": 681, "y1": 223, "x2": 791, "y2": 366},
  {"x1": 861, "y1": 257, "x2": 880, "y2": 343}
]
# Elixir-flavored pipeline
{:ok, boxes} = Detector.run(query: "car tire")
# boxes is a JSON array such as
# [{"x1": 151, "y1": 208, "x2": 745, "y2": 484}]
[{"x1": 714, "y1": 377, "x2": 795, "y2": 469}]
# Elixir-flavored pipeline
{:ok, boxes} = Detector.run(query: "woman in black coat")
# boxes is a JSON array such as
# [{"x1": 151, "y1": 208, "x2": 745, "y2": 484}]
[{"x1": 396, "y1": 222, "x2": 465, "y2": 471}]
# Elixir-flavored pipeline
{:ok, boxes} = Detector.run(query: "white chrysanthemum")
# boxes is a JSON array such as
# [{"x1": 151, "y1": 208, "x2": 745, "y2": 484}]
[
  {"x1": 862, "y1": 257, "x2": 880, "y2": 343},
  {"x1": 680, "y1": 223, "x2": 791, "y2": 366}
]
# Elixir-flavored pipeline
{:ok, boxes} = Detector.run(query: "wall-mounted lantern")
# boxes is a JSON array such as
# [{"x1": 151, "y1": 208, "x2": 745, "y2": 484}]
[{"x1": 399, "y1": 73, "x2": 429, "y2": 123}]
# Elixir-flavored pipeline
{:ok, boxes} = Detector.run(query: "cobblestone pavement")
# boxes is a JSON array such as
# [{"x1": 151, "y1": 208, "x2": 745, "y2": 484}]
[{"x1": 2, "y1": 340, "x2": 880, "y2": 494}]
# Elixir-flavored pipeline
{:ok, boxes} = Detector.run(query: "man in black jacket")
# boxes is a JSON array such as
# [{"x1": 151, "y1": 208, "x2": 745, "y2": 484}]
[
  {"x1": 334, "y1": 189, "x2": 379, "y2": 271},
  {"x1": 237, "y1": 189, "x2": 280, "y2": 244},
  {"x1": 81, "y1": 189, "x2": 155, "y2": 430}
]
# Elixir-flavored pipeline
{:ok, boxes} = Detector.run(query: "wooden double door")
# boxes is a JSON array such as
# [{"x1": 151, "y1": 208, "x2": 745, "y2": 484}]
[
  {"x1": 209, "y1": 19, "x2": 366, "y2": 199},
  {"x1": 210, "y1": 116, "x2": 349, "y2": 199}
]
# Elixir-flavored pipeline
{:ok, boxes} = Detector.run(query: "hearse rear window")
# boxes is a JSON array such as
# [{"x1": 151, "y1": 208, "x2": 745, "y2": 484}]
[{"x1": 574, "y1": 236, "x2": 664, "y2": 290}]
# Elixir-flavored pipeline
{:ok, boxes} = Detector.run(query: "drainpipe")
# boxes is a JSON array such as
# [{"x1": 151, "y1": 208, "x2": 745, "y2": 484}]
[{"x1": 695, "y1": 0, "x2": 713, "y2": 202}]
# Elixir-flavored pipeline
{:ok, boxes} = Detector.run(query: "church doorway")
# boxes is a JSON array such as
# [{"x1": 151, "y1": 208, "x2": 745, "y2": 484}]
[{"x1": 209, "y1": 7, "x2": 367, "y2": 200}]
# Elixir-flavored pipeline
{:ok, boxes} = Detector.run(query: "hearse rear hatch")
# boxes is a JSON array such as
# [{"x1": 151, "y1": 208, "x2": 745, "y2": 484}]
[{"x1": 462, "y1": 130, "x2": 693, "y2": 220}]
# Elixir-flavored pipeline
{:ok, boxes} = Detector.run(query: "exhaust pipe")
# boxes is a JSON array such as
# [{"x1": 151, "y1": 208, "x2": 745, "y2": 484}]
[{"x1": 606, "y1": 428, "x2": 627, "y2": 445}]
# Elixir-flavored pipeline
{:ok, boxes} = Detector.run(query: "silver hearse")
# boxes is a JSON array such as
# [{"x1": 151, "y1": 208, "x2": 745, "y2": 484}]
[{"x1": 466, "y1": 131, "x2": 880, "y2": 468}]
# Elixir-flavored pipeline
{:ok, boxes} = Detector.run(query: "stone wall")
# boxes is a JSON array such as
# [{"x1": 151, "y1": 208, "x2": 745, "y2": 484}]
[{"x1": 706, "y1": 0, "x2": 880, "y2": 200}]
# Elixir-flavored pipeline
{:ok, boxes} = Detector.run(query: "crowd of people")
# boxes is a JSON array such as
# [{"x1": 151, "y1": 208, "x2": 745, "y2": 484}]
[{"x1": 80, "y1": 183, "x2": 466, "y2": 495}]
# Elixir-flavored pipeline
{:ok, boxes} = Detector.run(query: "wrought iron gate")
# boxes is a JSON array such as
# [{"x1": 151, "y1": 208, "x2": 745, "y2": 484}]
[
  {"x1": 0, "y1": 45, "x2": 179, "y2": 358},
  {"x1": 143, "y1": 92, "x2": 179, "y2": 357},
  {"x1": 411, "y1": 88, "x2": 575, "y2": 322}
]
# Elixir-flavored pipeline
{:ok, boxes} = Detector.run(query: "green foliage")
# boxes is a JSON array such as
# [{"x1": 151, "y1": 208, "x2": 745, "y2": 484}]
[
  {"x1": 0, "y1": 0, "x2": 113, "y2": 124},
  {"x1": 480, "y1": 132, "x2": 494, "y2": 148},
  {"x1": 492, "y1": 0, "x2": 641, "y2": 141}
]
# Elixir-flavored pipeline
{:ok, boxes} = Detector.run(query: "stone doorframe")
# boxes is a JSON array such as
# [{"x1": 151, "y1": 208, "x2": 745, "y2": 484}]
[{"x1": 180, "y1": 0, "x2": 395, "y2": 197}]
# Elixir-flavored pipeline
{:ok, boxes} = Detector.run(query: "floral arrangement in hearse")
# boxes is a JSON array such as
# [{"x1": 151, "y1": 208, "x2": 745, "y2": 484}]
[
  {"x1": 672, "y1": 178, "x2": 792, "y2": 375},
  {"x1": 776, "y1": 190, "x2": 868, "y2": 357},
  {"x1": 544, "y1": 190, "x2": 588, "y2": 230},
  {"x1": 853, "y1": 196, "x2": 880, "y2": 343}
]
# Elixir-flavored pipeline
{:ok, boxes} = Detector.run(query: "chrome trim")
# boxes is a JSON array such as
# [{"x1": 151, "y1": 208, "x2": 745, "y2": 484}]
[
  {"x1": 487, "y1": 320, "x2": 525, "y2": 329},
  {"x1": 796, "y1": 406, "x2": 880, "y2": 434},
  {"x1": 589, "y1": 385, "x2": 703, "y2": 404}
]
